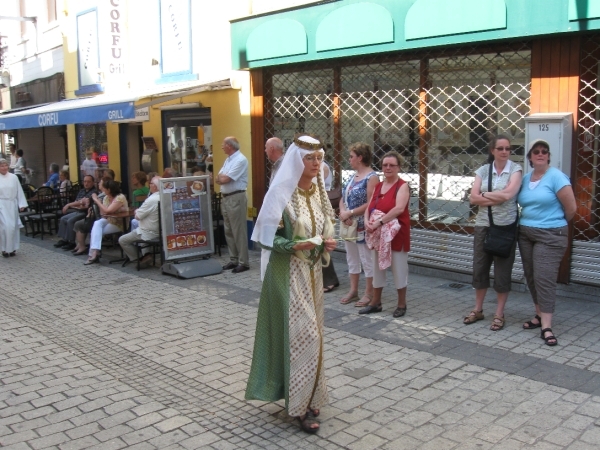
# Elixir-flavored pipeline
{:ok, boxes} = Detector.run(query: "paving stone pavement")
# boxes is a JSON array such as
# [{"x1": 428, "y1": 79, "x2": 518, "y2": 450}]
[{"x1": 1, "y1": 236, "x2": 600, "y2": 449}]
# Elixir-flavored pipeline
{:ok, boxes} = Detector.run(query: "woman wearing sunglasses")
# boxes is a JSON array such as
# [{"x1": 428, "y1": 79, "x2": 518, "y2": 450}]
[
  {"x1": 518, "y1": 139, "x2": 576, "y2": 346},
  {"x1": 464, "y1": 135, "x2": 522, "y2": 331}
]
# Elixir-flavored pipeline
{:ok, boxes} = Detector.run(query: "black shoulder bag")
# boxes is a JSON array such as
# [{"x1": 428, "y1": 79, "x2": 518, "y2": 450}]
[
  {"x1": 81, "y1": 203, "x2": 100, "y2": 233},
  {"x1": 483, "y1": 163, "x2": 518, "y2": 258}
]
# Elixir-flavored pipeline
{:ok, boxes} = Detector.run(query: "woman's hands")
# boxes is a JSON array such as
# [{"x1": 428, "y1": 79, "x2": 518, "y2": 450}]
[
  {"x1": 365, "y1": 218, "x2": 381, "y2": 233},
  {"x1": 292, "y1": 237, "x2": 337, "y2": 252},
  {"x1": 338, "y1": 210, "x2": 353, "y2": 222},
  {"x1": 324, "y1": 238, "x2": 337, "y2": 252}
]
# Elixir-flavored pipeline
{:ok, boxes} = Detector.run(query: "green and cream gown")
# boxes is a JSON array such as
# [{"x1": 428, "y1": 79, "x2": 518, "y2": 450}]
[{"x1": 245, "y1": 183, "x2": 329, "y2": 417}]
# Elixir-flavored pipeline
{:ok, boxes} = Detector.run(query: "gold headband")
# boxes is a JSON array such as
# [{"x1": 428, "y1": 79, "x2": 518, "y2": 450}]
[{"x1": 293, "y1": 135, "x2": 323, "y2": 151}]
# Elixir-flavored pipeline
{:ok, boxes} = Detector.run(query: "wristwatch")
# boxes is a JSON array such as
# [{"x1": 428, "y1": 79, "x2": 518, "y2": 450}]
[
  {"x1": 379, "y1": 219, "x2": 384, "y2": 226},
  {"x1": 482, "y1": 192, "x2": 486, "y2": 198}
]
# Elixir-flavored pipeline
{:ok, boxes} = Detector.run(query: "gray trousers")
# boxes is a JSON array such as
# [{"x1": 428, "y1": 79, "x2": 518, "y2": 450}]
[
  {"x1": 118, "y1": 230, "x2": 146, "y2": 262},
  {"x1": 518, "y1": 225, "x2": 568, "y2": 313},
  {"x1": 58, "y1": 211, "x2": 86, "y2": 242},
  {"x1": 222, "y1": 192, "x2": 249, "y2": 267}
]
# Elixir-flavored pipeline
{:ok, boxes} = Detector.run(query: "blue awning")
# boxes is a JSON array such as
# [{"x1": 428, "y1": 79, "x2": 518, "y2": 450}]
[{"x1": 0, "y1": 95, "x2": 136, "y2": 130}]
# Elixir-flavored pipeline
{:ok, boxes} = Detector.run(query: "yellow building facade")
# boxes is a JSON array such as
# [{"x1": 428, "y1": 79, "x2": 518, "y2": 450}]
[{"x1": 60, "y1": 0, "x2": 252, "y2": 205}]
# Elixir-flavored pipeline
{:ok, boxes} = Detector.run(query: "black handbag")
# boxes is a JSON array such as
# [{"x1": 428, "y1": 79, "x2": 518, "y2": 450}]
[
  {"x1": 483, "y1": 163, "x2": 518, "y2": 258},
  {"x1": 81, "y1": 203, "x2": 100, "y2": 233}
]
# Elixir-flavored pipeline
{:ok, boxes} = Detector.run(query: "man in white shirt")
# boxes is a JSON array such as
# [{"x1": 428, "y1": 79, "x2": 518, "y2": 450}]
[
  {"x1": 118, "y1": 176, "x2": 161, "y2": 267},
  {"x1": 216, "y1": 136, "x2": 249, "y2": 273}
]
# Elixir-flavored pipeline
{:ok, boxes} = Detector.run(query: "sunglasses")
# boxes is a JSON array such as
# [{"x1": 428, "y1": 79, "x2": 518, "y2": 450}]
[
  {"x1": 531, "y1": 148, "x2": 549, "y2": 155},
  {"x1": 495, "y1": 146, "x2": 511, "y2": 151},
  {"x1": 382, "y1": 163, "x2": 398, "y2": 168}
]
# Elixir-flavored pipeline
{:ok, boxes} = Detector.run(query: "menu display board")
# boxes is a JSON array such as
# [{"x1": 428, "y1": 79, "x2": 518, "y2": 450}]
[{"x1": 159, "y1": 176, "x2": 214, "y2": 261}]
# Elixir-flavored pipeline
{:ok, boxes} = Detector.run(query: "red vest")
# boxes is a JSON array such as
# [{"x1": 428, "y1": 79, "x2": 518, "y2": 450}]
[{"x1": 368, "y1": 178, "x2": 410, "y2": 252}]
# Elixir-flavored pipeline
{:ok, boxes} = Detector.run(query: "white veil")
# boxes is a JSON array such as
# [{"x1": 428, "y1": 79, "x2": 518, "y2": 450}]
[{"x1": 251, "y1": 135, "x2": 332, "y2": 279}]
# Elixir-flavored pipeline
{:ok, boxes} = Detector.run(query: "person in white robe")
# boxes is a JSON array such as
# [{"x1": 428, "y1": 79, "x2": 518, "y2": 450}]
[{"x1": 0, "y1": 158, "x2": 28, "y2": 256}]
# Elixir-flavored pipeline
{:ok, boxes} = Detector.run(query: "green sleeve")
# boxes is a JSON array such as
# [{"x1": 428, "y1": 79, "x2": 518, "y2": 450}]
[
  {"x1": 259, "y1": 210, "x2": 296, "y2": 254},
  {"x1": 272, "y1": 234, "x2": 296, "y2": 254}
]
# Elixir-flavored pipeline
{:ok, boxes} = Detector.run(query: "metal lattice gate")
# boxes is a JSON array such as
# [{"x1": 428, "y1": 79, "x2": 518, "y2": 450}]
[
  {"x1": 572, "y1": 34, "x2": 600, "y2": 286},
  {"x1": 264, "y1": 43, "x2": 531, "y2": 278}
]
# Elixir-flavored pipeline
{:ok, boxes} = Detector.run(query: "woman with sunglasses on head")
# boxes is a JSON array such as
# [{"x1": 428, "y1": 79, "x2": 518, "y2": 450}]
[
  {"x1": 338, "y1": 142, "x2": 379, "y2": 307},
  {"x1": 464, "y1": 135, "x2": 522, "y2": 331},
  {"x1": 360, "y1": 151, "x2": 410, "y2": 317},
  {"x1": 518, "y1": 139, "x2": 576, "y2": 346}
]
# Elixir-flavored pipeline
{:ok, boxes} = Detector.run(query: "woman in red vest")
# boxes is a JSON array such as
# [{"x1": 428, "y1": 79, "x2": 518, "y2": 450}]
[{"x1": 360, "y1": 151, "x2": 411, "y2": 317}]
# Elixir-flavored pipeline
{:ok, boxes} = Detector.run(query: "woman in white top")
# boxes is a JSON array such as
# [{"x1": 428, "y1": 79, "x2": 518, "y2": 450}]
[
  {"x1": 464, "y1": 135, "x2": 522, "y2": 331},
  {"x1": 338, "y1": 142, "x2": 379, "y2": 306}
]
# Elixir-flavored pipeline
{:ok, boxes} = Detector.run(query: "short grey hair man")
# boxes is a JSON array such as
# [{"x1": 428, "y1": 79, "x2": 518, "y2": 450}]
[{"x1": 265, "y1": 137, "x2": 284, "y2": 183}]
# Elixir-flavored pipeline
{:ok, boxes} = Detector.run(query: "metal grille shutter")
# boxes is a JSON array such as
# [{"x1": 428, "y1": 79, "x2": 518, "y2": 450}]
[{"x1": 408, "y1": 228, "x2": 525, "y2": 283}]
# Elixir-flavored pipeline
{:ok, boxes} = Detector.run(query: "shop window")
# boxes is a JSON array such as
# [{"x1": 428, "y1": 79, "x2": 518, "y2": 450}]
[
  {"x1": 76, "y1": 123, "x2": 107, "y2": 181},
  {"x1": 162, "y1": 108, "x2": 212, "y2": 176},
  {"x1": 264, "y1": 42, "x2": 531, "y2": 233}
]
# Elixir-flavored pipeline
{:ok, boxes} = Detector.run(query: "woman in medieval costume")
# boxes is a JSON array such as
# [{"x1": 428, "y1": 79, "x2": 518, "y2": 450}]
[
  {"x1": 246, "y1": 135, "x2": 337, "y2": 434},
  {"x1": 0, "y1": 158, "x2": 29, "y2": 257}
]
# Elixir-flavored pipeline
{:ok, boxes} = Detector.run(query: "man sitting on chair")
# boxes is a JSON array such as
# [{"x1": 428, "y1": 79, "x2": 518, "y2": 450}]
[
  {"x1": 54, "y1": 175, "x2": 98, "y2": 250},
  {"x1": 119, "y1": 176, "x2": 161, "y2": 268}
]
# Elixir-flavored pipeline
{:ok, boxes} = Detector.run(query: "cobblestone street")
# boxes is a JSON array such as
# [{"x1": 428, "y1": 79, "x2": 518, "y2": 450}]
[{"x1": 1, "y1": 236, "x2": 600, "y2": 449}]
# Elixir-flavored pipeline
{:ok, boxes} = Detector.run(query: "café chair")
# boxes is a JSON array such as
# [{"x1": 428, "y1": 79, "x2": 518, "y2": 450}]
[
  {"x1": 29, "y1": 187, "x2": 57, "y2": 239},
  {"x1": 19, "y1": 184, "x2": 38, "y2": 236},
  {"x1": 131, "y1": 202, "x2": 163, "y2": 271}
]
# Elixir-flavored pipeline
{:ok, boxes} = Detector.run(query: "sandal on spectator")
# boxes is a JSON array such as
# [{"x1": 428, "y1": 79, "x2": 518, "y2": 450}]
[
  {"x1": 297, "y1": 410, "x2": 319, "y2": 434},
  {"x1": 523, "y1": 314, "x2": 541, "y2": 329},
  {"x1": 541, "y1": 328, "x2": 558, "y2": 346},
  {"x1": 463, "y1": 310, "x2": 484, "y2": 324},
  {"x1": 355, "y1": 296, "x2": 371, "y2": 308},
  {"x1": 323, "y1": 283, "x2": 339, "y2": 293},
  {"x1": 340, "y1": 292, "x2": 359, "y2": 304},
  {"x1": 393, "y1": 307, "x2": 407, "y2": 318},
  {"x1": 490, "y1": 315, "x2": 505, "y2": 331}
]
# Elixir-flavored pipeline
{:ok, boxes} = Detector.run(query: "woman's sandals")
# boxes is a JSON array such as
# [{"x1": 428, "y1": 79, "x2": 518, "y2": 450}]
[
  {"x1": 340, "y1": 292, "x2": 359, "y2": 305},
  {"x1": 355, "y1": 296, "x2": 371, "y2": 308},
  {"x1": 463, "y1": 310, "x2": 484, "y2": 324},
  {"x1": 523, "y1": 314, "x2": 542, "y2": 329},
  {"x1": 490, "y1": 315, "x2": 505, "y2": 331},
  {"x1": 541, "y1": 328, "x2": 558, "y2": 346},
  {"x1": 297, "y1": 410, "x2": 320, "y2": 434}
]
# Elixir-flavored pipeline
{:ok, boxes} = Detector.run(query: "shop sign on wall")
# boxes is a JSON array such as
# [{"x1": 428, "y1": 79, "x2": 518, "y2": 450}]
[
  {"x1": 159, "y1": 0, "x2": 191, "y2": 75},
  {"x1": 105, "y1": 0, "x2": 129, "y2": 80}
]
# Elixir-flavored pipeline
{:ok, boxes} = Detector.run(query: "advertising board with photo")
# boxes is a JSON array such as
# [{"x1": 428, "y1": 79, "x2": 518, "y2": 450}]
[{"x1": 159, "y1": 176, "x2": 213, "y2": 261}]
